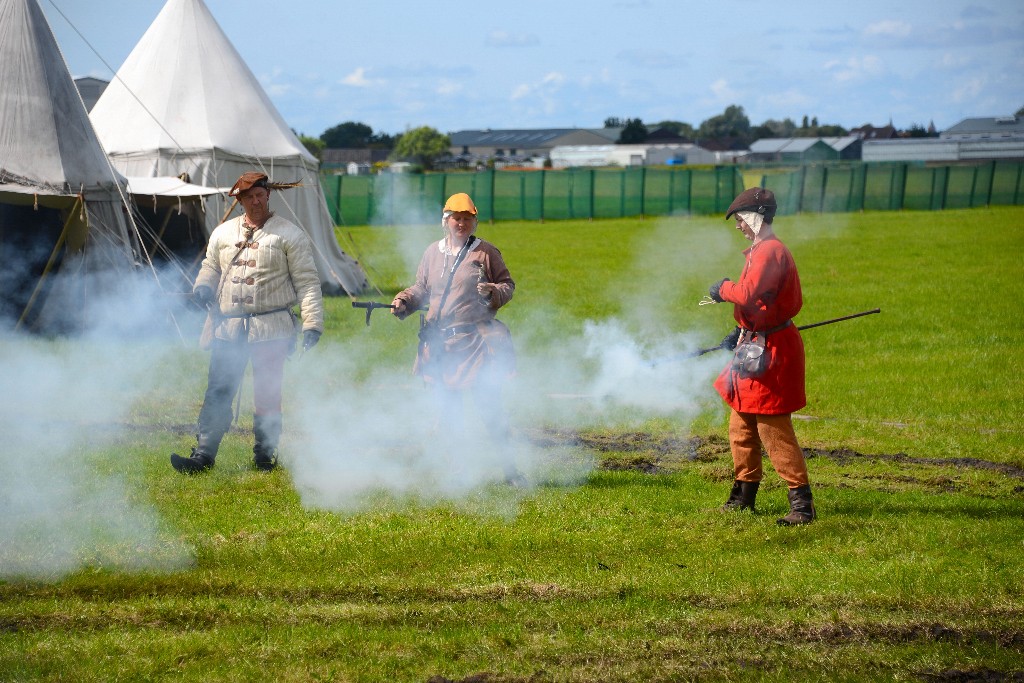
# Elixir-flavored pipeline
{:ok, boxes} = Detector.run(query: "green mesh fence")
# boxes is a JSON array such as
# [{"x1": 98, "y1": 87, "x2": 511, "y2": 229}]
[{"x1": 322, "y1": 161, "x2": 1024, "y2": 226}]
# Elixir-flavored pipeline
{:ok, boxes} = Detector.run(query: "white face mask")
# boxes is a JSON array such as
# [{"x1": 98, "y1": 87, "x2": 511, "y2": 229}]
[{"x1": 737, "y1": 210, "x2": 764, "y2": 236}]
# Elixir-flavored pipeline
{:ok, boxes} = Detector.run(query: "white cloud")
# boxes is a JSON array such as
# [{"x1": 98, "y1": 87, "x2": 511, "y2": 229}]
[
  {"x1": 487, "y1": 30, "x2": 540, "y2": 47},
  {"x1": 341, "y1": 67, "x2": 380, "y2": 87},
  {"x1": 939, "y1": 51, "x2": 972, "y2": 69},
  {"x1": 827, "y1": 55, "x2": 885, "y2": 83},
  {"x1": 541, "y1": 72, "x2": 566, "y2": 87},
  {"x1": 951, "y1": 76, "x2": 985, "y2": 103},
  {"x1": 510, "y1": 84, "x2": 532, "y2": 101},
  {"x1": 709, "y1": 78, "x2": 738, "y2": 103},
  {"x1": 864, "y1": 20, "x2": 912, "y2": 38},
  {"x1": 761, "y1": 88, "x2": 813, "y2": 112},
  {"x1": 616, "y1": 49, "x2": 679, "y2": 69},
  {"x1": 436, "y1": 79, "x2": 463, "y2": 96},
  {"x1": 510, "y1": 72, "x2": 566, "y2": 102}
]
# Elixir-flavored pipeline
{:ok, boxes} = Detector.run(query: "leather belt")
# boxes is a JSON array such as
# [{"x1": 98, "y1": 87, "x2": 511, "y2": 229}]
[
  {"x1": 441, "y1": 323, "x2": 477, "y2": 338},
  {"x1": 223, "y1": 306, "x2": 293, "y2": 319},
  {"x1": 741, "y1": 319, "x2": 792, "y2": 336}
]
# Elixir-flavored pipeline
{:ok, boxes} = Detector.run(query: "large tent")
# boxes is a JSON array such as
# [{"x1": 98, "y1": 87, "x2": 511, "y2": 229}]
[
  {"x1": 0, "y1": 0, "x2": 141, "y2": 332},
  {"x1": 89, "y1": 0, "x2": 368, "y2": 295}
]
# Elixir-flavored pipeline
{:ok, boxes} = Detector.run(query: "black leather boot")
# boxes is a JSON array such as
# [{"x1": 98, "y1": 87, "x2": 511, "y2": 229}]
[
  {"x1": 777, "y1": 485, "x2": 816, "y2": 525},
  {"x1": 721, "y1": 480, "x2": 759, "y2": 511},
  {"x1": 253, "y1": 413, "x2": 282, "y2": 471},
  {"x1": 170, "y1": 432, "x2": 221, "y2": 474}
]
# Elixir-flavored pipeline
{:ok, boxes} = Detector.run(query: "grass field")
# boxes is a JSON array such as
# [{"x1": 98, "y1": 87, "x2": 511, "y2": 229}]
[{"x1": 2, "y1": 207, "x2": 1023, "y2": 682}]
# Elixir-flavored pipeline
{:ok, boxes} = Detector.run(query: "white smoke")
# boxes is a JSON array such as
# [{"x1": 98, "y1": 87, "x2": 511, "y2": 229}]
[
  {"x1": 0, "y1": 267, "x2": 198, "y2": 581},
  {"x1": 283, "y1": 210, "x2": 734, "y2": 512},
  {"x1": 0, "y1": 180, "x2": 748, "y2": 564}
]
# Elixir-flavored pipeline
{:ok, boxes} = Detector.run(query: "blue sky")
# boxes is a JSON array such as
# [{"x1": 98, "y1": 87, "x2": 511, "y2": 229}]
[{"x1": 44, "y1": 0, "x2": 1024, "y2": 138}]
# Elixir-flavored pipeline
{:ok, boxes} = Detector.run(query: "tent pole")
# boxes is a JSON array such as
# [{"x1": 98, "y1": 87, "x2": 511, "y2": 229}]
[
  {"x1": 220, "y1": 198, "x2": 238, "y2": 224},
  {"x1": 16, "y1": 195, "x2": 81, "y2": 331},
  {"x1": 147, "y1": 205, "x2": 175, "y2": 260}
]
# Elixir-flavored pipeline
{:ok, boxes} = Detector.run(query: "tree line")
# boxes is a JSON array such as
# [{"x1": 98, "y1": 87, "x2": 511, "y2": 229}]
[
  {"x1": 296, "y1": 103, "x2": 1005, "y2": 170},
  {"x1": 607, "y1": 106, "x2": 939, "y2": 148}
]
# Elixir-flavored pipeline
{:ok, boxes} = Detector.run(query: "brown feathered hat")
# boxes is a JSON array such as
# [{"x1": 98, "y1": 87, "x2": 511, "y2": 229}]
[
  {"x1": 229, "y1": 172, "x2": 302, "y2": 196},
  {"x1": 725, "y1": 187, "x2": 777, "y2": 222}
]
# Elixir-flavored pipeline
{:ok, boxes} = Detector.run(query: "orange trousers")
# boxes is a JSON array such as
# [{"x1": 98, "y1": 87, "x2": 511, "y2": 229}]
[{"x1": 728, "y1": 409, "x2": 809, "y2": 488}]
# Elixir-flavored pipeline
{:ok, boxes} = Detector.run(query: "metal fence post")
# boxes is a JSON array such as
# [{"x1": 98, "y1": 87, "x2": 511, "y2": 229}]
[
  {"x1": 619, "y1": 169, "x2": 626, "y2": 218},
  {"x1": 540, "y1": 169, "x2": 546, "y2": 223},
  {"x1": 590, "y1": 169, "x2": 596, "y2": 220},
  {"x1": 640, "y1": 166, "x2": 647, "y2": 217},
  {"x1": 668, "y1": 170, "x2": 675, "y2": 215},
  {"x1": 819, "y1": 166, "x2": 828, "y2": 213}
]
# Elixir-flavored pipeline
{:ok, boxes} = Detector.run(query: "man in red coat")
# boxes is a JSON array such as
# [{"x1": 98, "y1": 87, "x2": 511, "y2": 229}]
[{"x1": 707, "y1": 187, "x2": 816, "y2": 525}]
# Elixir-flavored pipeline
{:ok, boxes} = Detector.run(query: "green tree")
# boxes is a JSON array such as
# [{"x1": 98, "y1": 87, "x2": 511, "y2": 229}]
[
  {"x1": 297, "y1": 133, "x2": 325, "y2": 160},
  {"x1": 652, "y1": 120, "x2": 696, "y2": 139},
  {"x1": 604, "y1": 117, "x2": 624, "y2": 128},
  {"x1": 391, "y1": 126, "x2": 451, "y2": 171},
  {"x1": 905, "y1": 123, "x2": 930, "y2": 138},
  {"x1": 752, "y1": 118, "x2": 797, "y2": 138},
  {"x1": 321, "y1": 121, "x2": 374, "y2": 148},
  {"x1": 618, "y1": 118, "x2": 648, "y2": 143},
  {"x1": 1015, "y1": 105, "x2": 1024, "y2": 117},
  {"x1": 698, "y1": 105, "x2": 751, "y2": 144},
  {"x1": 368, "y1": 132, "x2": 397, "y2": 150},
  {"x1": 815, "y1": 124, "x2": 847, "y2": 136}
]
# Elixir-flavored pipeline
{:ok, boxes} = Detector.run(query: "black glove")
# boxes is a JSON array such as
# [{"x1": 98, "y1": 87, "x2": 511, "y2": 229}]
[
  {"x1": 193, "y1": 285, "x2": 215, "y2": 310},
  {"x1": 708, "y1": 277, "x2": 731, "y2": 303},
  {"x1": 303, "y1": 329, "x2": 321, "y2": 351},
  {"x1": 720, "y1": 326, "x2": 741, "y2": 351}
]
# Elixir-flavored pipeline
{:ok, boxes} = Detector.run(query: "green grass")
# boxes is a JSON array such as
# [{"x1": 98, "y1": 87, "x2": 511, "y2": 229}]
[{"x1": 2, "y1": 207, "x2": 1023, "y2": 682}]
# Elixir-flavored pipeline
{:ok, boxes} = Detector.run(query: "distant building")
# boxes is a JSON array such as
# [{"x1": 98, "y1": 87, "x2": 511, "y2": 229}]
[
  {"x1": 863, "y1": 116, "x2": 1024, "y2": 162},
  {"x1": 747, "y1": 138, "x2": 838, "y2": 163},
  {"x1": 745, "y1": 136, "x2": 862, "y2": 162},
  {"x1": 940, "y1": 116, "x2": 1024, "y2": 140},
  {"x1": 862, "y1": 137, "x2": 1024, "y2": 162},
  {"x1": 861, "y1": 139, "x2": 962, "y2": 163},
  {"x1": 821, "y1": 135, "x2": 863, "y2": 160},
  {"x1": 548, "y1": 142, "x2": 740, "y2": 168},
  {"x1": 74, "y1": 76, "x2": 108, "y2": 111},
  {"x1": 849, "y1": 124, "x2": 897, "y2": 140},
  {"x1": 448, "y1": 127, "x2": 622, "y2": 162},
  {"x1": 321, "y1": 148, "x2": 389, "y2": 173}
]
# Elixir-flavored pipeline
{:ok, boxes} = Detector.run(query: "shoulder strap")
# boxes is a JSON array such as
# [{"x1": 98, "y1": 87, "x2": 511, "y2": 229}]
[
  {"x1": 210, "y1": 220, "x2": 252, "y2": 317},
  {"x1": 432, "y1": 236, "x2": 476, "y2": 321}
]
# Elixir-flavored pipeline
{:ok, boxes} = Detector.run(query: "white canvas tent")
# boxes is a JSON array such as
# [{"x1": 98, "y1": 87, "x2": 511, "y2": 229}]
[
  {"x1": 90, "y1": 0, "x2": 368, "y2": 295},
  {"x1": 0, "y1": 0, "x2": 141, "y2": 331}
]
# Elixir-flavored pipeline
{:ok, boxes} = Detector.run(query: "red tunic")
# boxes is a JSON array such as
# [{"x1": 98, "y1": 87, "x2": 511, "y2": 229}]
[{"x1": 713, "y1": 234, "x2": 806, "y2": 414}]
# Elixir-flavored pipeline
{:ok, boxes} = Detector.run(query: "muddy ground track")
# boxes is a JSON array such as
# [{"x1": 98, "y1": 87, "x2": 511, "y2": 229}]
[
  {"x1": 427, "y1": 668, "x2": 1024, "y2": 683},
  {"x1": 522, "y1": 427, "x2": 1024, "y2": 484},
  {"x1": 107, "y1": 423, "x2": 1024, "y2": 488},
  {"x1": 426, "y1": 665, "x2": 1024, "y2": 683}
]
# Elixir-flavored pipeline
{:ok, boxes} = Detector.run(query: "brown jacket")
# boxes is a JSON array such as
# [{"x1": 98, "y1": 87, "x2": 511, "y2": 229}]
[{"x1": 395, "y1": 237, "x2": 514, "y2": 388}]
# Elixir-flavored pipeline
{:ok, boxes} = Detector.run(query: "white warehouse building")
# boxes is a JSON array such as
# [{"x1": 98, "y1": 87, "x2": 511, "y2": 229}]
[
  {"x1": 549, "y1": 143, "x2": 733, "y2": 168},
  {"x1": 862, "y1": 116, "x2": 1024, "y2": 162}
]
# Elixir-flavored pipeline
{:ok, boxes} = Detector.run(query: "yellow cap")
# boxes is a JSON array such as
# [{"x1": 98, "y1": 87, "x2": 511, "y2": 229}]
[{"x1": 443, "y1": 193, "x2": 477, "y2": 215}]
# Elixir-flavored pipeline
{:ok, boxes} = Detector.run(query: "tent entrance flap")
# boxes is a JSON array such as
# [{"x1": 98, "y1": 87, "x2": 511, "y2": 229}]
[{"x1": 0, "y1": 201, "x2": 67, "y2": 329}]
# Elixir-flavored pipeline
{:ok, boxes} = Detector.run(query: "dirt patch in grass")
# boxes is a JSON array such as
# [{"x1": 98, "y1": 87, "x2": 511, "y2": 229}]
[
  {"x1": 917, "y1": 669, "x2": 1024, "y2": 682},
  {"x1": 525, "y1": 428, "x2": 1024, "y2": 481},
  {"x1": 804, "y1": 447, "x2": 1024, "y2": 479},
  {"x1": 524, "y1": 428, "x2": 729, "y2": 474}
]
